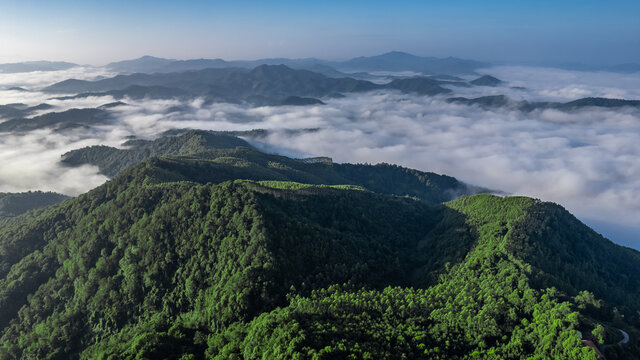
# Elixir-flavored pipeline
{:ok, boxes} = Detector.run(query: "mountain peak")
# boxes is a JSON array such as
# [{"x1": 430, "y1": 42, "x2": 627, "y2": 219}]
[
  {"x1": 249, "y1": 64, "x2": 308, "y2": 77},
  {"x1": 380, "y1": 51, "x2": 418, "y2": 58},
  {"x1": 138, "y1": 55, "x2": 164, "y2": 60},
  {"x1": 470, "y1": 75, "x2": 503, "y2": 86}
]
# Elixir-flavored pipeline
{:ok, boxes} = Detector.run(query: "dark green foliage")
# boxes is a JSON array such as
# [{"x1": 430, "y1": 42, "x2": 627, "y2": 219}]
[
  {"x1": 0, "y1": 173, "x2": 467, "y2": 359},
  {"x1": 0, "y1": 155, "x2": 638, "y2": 359},
  {"x1": 0, "y1": 191, "x2": 68, "y2": 218},
  {"x1": 61, "y1": 130, "x2": 251, "y2": 177},
  {"x1": 61, "y1": 130, "x2": 471, "y2": 203}
]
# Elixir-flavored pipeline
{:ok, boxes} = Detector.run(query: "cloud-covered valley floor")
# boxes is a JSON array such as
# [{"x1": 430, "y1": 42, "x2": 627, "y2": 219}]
[{"x1": 1, "y1": 66, "x2": 639, "y2": 248}]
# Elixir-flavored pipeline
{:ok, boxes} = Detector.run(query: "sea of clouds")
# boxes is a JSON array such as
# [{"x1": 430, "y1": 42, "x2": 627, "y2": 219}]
[{"x1": 1, "y1": 65, "x2": 639, "y2": 247}]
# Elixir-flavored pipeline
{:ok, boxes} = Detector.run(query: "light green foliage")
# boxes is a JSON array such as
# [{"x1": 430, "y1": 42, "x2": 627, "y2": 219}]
[
  {"x1": 592, "y1": 324, "x2": 606, "y2": 345},
  {"x1": 0, "y1": 156, "x2": 638, "y2": 359},
  {"x1": 253, "y1": 180, "x2": 367, "y2": 191}
]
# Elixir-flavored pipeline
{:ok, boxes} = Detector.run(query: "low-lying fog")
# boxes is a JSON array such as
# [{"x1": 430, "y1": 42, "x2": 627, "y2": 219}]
[{"x1": 1, "y1": 66, "x2": 639, "y2": 248}]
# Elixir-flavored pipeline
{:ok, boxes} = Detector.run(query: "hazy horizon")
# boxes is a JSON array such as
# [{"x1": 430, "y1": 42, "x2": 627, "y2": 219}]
[{"x1": 1, "y1": 0, "x2": 639, "y2": 66}]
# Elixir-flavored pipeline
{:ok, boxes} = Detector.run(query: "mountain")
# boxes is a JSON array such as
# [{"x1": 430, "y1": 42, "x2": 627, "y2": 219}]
[
  {"x1": 105, "y1": 55, "x2": 176, "y2": 73},
  {"x1": 43, "y1": 65, "x2": 458, "y2": 106},
  {"x1": 556, "y1": 97, "x2": 640, "y2": 110},
  {"x1": 104, "y1": 52, "x2": 488, "y2": 76},
  {"x1": 98, "y1": 101, "x2": 127, "y2": 109},
  {"x1": 61, "y1": 130, "x2": 254, "y2": 177},
  {"x1": 43, "y1": 65, "x2": 377, "y2": 104},
  {"x1": 386, "y1": 77, "x2": 453, "y2": 95},
  {"x1": 0, "y1": 108, "x2": 110, "y2": 132},
  {"x1": 0, "y1": 61, "x2": 77, "y2": 73},
  {"x1": 278, "y1": 96, "x2": 325, "y2": 106},
  {"x1": 0, "y1": 103, "x2": 53, "y2": 120},
  {"x1": 447, "y1": 95, "x2": 514, "y2": 108},
  {"x1": 537, "y1": 62, "x2": 640, "y2": 74},
  {"x1": 447, "y1": 95, "x2": 640, "y2": 112},
  {"x1": 61, "y1": 130, "x2": 472, "y2": 204},
  {"x1": 52, "y1": 85, "x2": 193, "y2": 101},
  {"x1": 1, "y1": 140, "x2": 639, "y2": 358},
  {"x1": 335, "y1": 51, "x2": 488, "y2": 74},
  {"x1": 105, "y1": 55, "x2": 344, "y2": 77},
  {"x1": 0, "y1": 191, "x2": 68, "y2": 218},
  {"x1": 609, "y1": 63, "x2": 640, "y2": 73},
  {"x1": 470, "y1": 75, "x2": 503, "y2": 86}
]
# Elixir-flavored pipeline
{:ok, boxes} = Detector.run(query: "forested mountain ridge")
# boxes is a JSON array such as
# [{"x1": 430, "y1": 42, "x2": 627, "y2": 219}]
[
  {"x1": 0, "y1": 142, "x2": 639, "y2": 358},
  {"x1": 41, "y1": 65, "x2": 455, "y2": 105},
  {"x1": 0, "y1": 103, "x2": 53, "y2": 120},
  {"x1": 447, "y1": 95, "x2": 640, "y2": 112},
  {"x1": 0, "y1": 191, "x2": 68, "y2": 218},
  {"x1": 104, "y1": 52, "x2": 486, "y2": 75},
  {"x1": 60, "y1": 130, "x2": 254, "y2": 177},
  {"x1": 0, "y1": 108, "x2": 110, "y2": 133},
  {"x1": 61, "y1": 129, "x2": 472, "y2": 203}
]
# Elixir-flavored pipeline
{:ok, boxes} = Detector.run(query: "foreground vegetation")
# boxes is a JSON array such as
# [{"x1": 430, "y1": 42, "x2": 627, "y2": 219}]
[{"x1": 1, "y1": 137, "x2": 639, "y2": 359}]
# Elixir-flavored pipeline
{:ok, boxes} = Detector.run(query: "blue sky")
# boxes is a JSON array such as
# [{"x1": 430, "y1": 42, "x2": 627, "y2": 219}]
[{"x1": 1, "y1": 0, "x2": 639, "y2": 65}]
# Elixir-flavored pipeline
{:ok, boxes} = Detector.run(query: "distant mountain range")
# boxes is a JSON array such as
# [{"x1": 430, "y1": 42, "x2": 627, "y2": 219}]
[
  {"x1": 447, "y1": 95, "x2": 640, "y2": 111},
  {"x1": 3, "y1": 69, "x2": 638, "y2": 134},
  {"x1": 43, "y1": 64, "x2": 459, "y2": 105},
  {"x1": 2, "y1": 54, "x2": 638, "y2": 77},
  {"x1": 105, "y1": 51, "x2": 488, "y2": 76},
  {"x1": 0, "y1": 61, "x2": 78, "y2": 73},
  {"x1": 526, "y1": 61, "x2": 640, "y2": 74},
  {"x1": 0, "y1": 108, "x2": 111, "y2": 133},
  {"x1": 2, "y1": 67, "x2": 637, "y2": 134},
  {"x1": 0, "y1": 103, "x2": 53, "y2": 120}
]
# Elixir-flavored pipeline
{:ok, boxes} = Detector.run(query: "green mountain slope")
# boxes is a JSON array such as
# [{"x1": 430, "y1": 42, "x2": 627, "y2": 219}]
[
  {"x1": 61, "y1": 131, "x2": 252, "y2": 177},
  {"x1": 60, "y1": 130, "x2": 472, "y2": 204},
  {"x1": 0, "y1": 149, "x2": 639, "y2": 359},
  {"x1": 0, "y1": 191, "x2": 68, "y2": 219}
]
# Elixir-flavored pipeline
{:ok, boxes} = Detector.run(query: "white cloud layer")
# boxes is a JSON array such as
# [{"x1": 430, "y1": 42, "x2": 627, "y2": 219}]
[
  {"x1": 475, "y1": 66, "x2": 640, "y2": 101},
  {"x1": 0, "y1": 65, "x2": 639, "y2": 246}
]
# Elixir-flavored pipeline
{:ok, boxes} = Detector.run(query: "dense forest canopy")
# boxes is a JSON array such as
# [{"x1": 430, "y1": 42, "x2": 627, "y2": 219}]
[{"x1": 1, "y1": 136, "x2": 639, "y2": 359}]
